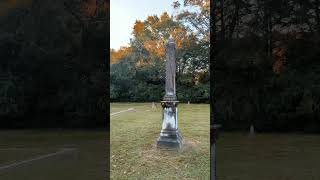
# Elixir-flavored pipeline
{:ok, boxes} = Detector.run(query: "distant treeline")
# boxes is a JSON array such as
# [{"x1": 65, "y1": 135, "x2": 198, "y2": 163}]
[
  {"x1": 213, "y1": 0, "x2": 320, "y2": 133},
  {"x1": 0, "y1": 0, "x2": 108, "y2": 128},
  {"x1": 110, "y1": 1, "x2": 210, "y2": 103}
]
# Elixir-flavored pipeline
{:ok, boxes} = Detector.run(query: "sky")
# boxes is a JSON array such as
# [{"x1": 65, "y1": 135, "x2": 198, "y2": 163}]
[{"x1": 110, "y1": 0, "x2": 179, "y2": 50}]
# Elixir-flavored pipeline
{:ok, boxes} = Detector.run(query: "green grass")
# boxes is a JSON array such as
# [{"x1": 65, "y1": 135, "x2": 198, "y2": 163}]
[
  {"x1": 217, "y1": 132, "x2": 320, "y2": 180},
  {"x1": 110, "y1": 103, "x2": 210, "y2": 179},
  {"x1": 0, "y1": 130, "x2": 107, "y2": 180},
  {"x1": 5, "y1": 104, "x2": 318, "y2": 180}
]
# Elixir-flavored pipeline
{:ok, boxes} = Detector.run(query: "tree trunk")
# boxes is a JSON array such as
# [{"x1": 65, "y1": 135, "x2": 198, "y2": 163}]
[
  {"x1": 220, "y1": 0, "x2": 225, "y2": 41},
  {"x1": 211, "y1": 1, "x2": 217, "y2": 180},
  {"x1": 228, "y1": 0, "x2": 239, "y2": 39},
  {"x1": 263, "y1": 1, "x2": 272, "y2": 57}
]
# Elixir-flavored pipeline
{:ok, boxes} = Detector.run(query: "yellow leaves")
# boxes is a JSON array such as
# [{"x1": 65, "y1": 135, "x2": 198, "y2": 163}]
[
  {"x1": 110, "y1": 47, "x2": 132, "y2": 64},
  {"x1": 272, "y1": 47, "x2": 287, "y2": 74}
]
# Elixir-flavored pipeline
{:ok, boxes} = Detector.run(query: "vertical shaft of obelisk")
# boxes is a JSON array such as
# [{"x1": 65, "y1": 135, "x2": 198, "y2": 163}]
[
  {"x1": 157, "y1": 37, "x2": 182, "y2": 149},
  {"x1": 164, "y1": 37, "x2": 176, "y2": 101}
]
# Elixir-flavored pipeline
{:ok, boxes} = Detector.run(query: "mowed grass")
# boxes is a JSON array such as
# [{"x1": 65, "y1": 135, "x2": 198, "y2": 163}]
[
  {"x1": 0, "y1": 130, "x2": 107, "y2": 180},
  {"x1": 110, "y1": 103, "x2": 210, "y2": 179},
  {"x1": 217, "y1": 132, "x2": 320, "y2": 180}
]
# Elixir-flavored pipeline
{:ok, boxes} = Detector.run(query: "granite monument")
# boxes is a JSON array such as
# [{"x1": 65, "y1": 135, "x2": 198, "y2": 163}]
[{"x1": 157, "y1": 37, "x2": 182, "y2": 149}]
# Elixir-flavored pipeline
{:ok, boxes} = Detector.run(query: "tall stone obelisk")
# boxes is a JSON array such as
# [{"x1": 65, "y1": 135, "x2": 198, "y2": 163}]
[{"x1": 157, "y1": 37, "x2": 182, "y2": 149}]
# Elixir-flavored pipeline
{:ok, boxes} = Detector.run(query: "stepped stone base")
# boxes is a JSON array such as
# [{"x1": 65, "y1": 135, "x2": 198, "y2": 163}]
[{"x1": 157, "y1": 129, "x2": 182, "y2": 149}]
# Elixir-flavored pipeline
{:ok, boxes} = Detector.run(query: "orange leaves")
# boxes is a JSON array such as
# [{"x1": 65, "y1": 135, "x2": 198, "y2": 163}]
[
  {"x1": 131, "y1": 12, "x2": 194, "y2": 59},
  {"x1": 142, "y1": 27, "x2": 189, "y2": 59},
  {"x1": 160, "y1": 12, "x2": 170, "y2": 22},
  {"x1": 110, "y1": 47, "x2": 132, "y2": 64},
  {"x1": 143, "y1": 40, "x2": 165, "y2": 58},
  {"x1": 272, "y1": 47, "x2": 287, "y2": 74},
  {"x1": 133, "y1": 21, "x2": 145, "y2": 36},
  {"x1": 171, "y1": 27, "x2": 188, "y2": 49},
  {"x1": 146, "y1": 15, "x2": 159, "y2": 31},
  {"x1": 147, "y1": 16, "x2": 156, "y2": 24}
]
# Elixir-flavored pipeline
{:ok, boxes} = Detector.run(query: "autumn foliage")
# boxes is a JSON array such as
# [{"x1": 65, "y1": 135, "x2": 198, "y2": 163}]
[
  {"x1": 111, "y1": 3, "x2": 210, "y2": 103},
  {"x1": 110, "y1": 47, "x2": 132, "y2": 64},
  {"x1": 0, "y1": 0, "x2": 108, "y2": 127},
  {"x1": 112, "y1": 12, "x2": 194, "y2": 63}
]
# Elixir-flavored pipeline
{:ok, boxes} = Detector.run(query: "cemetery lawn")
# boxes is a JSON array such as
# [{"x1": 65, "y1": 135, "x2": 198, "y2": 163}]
[
  {"x1": 110, "y1": 103, "x2": 210, "y2": 179},
  {"x1": 218, "y1": 132, "x2": 320, "y2": 180},
  {"x1": 0, "y1": 130, "x2": 107, "y2": 180}
]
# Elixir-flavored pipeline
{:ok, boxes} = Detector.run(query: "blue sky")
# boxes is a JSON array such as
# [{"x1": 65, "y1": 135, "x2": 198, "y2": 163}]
[{"x1": 110, "y1": 0, "x2": 179, "y2": 50}]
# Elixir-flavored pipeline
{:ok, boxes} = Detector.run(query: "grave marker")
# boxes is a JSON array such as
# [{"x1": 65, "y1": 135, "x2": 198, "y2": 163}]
[{"x1": 157, "y1": 37, "x2": 182, "y2": 149}]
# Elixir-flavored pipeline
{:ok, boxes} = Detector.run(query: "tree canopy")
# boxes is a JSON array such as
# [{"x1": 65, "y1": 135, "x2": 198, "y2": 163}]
[
  {"x1": 0, "y1": 0, "x2": 108, "y2": 128},
  {"x1": 110, "y1": 0, "x2": 210, "y2": 103},
  {"x1": 213, "y1": 0, "x2": 320, "y2": 133}
]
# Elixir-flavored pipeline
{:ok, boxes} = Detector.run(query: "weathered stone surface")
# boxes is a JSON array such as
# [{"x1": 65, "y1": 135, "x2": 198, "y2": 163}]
[
  {"x1": 157, "y1": 37, "x2": 182, "y2": 149},
  {"x1": 163, "y1": 37, "x2": 177, "y2": 101},
  {"x1": 152, "y1": 102, "x2": 156, "y2": 110},
  {"x1": 157, "y1": 130, "x2": 182, "y2": 149}
]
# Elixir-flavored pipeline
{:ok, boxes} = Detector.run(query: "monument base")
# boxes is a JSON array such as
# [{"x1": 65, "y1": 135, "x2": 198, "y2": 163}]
[
  {"x1": 157, "y1": 100, "x2": 182, "y2": 149},
  {"x1": 157, "y1": 129, "x2": 182, "y2": 149}
]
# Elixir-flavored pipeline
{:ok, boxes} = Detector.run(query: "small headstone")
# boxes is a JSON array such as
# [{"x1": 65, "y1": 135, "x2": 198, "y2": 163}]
[
  {"x1": 188, "y1": 101, "x2": 190, "y2": 105},
  {"x1": 152, "y1": 102, "x2": 156, "y2": 110},
  {"x1": 249, "y1": 124, "x2": 255, "y2": 135}
]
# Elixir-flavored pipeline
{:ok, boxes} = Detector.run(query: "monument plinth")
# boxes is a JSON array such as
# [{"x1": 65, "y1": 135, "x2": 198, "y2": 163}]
[{"x1": 157, "y1": 37, "x2": 182, "y2": 149}]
